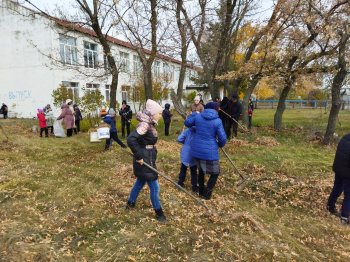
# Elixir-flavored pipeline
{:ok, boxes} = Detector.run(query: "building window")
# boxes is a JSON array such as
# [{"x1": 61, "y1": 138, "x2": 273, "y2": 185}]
[
  {"x1": 104, "y1": 55, "x2": 111, "y2": 70},
  {"x1": 86, "y1": 83, "x2": 100, "y2": 89},
  {"x1": 121, "y1": 85, "x2": 131, "y2": 101},
  {"x1": 170, "y1": 65, "x2": 175, "y2": 81},
  {"x1": 133, "y1": 55, "x2": 142, "y2": 74},
  {"x1": 61, "y1": 81, "x2": 79, "y2": 101},
  {"x1": 132, "y1": 85, "x2": 141, "y2": 102},
  {"x1": 84, "y1": 42, "x2": 98, "y2": 68},
  {"x1": 153, "y1": 61, "x2": 161, "y2": 78},
  {"x1": 119, "y1": 52, "x2": 130, "y2": 72},
  {"x1": 105, "y1": 85, "x2": 110, "y2": 103},
  {"x1": 59, "y1": 35, "x2": 77, "y2": 65},
  {"x1": 163, "y1": 63, "x2": 174, "y2": 81}
]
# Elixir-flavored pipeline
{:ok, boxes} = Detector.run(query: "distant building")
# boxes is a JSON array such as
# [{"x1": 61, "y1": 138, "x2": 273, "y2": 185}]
[{"x1": 0, "y1": 0, "x2": 199, "y2": 117}]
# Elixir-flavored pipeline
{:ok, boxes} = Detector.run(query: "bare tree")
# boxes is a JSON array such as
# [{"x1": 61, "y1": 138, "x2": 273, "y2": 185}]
[
  {"x1": 273, "y1": 0, "x2": 349, "y2": 130},
  {"x1": 115, "y1": 0, "x2": 164, "y2": 100},
  {"x1": 323, "y1": 25, "x2": 349, "y2": 144}
]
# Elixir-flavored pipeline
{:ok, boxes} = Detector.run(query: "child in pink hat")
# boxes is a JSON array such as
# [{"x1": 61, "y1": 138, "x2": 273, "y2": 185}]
[
  {"x1": 126, "y1": 99, "x2": 167, "y2": 222},
  {"x1": 37, "y1": 109, "x2": 48, "y2": 137}
]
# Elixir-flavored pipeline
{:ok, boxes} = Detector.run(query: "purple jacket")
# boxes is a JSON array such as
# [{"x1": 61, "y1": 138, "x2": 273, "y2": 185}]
[{"x1": 57, "y1": 105, "x2": 74, "y2": 129}]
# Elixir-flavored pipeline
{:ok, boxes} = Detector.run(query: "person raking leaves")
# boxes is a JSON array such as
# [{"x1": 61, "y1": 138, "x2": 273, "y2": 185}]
[{"x1": 126, "y1": 99, "x2": 167, "y2": 222}]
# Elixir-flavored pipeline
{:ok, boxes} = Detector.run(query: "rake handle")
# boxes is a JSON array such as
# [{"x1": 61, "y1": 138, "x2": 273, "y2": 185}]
[{"x1": 126, "y1": 151, "x2": 211, "y2": 213}]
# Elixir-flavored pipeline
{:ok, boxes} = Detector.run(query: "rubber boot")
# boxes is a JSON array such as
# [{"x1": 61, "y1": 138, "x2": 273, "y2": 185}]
[
  {"x1": 125, "y1": 201, "x2": 135, "y2": 209},
  {"x1": 155, "y1": 208, "x2": 167, "y2": 222}
]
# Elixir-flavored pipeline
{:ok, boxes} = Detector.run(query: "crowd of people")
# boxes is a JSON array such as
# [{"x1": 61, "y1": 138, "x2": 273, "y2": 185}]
[
  {"x1": 30, "y1": 95, "x2": 350, "y2": 225},
  {"x1": 35, "y1": 100, "x2": 83, "y2": 138}
]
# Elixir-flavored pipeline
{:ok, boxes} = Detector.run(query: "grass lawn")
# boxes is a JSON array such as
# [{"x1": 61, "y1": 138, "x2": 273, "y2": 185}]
[{"x1": 0, "y1": 108, "x2": 350, "y2": 261}]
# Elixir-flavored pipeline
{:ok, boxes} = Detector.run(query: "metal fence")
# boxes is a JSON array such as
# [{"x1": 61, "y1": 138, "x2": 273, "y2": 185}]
[{"x1": 255, "y1": 100, "x2": 350, "y2": 110}]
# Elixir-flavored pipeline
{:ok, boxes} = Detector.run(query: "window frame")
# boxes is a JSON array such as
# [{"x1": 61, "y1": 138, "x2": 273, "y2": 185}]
[
  {"x1": 59, "y1": 35, "x2": 78, "y2": 65},
  {"x1": 84, "y1": 41, "x2": 98, "y2": 69}
]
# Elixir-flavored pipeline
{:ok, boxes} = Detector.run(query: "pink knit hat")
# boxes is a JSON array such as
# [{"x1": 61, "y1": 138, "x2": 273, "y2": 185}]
[{"x1": 146, "y1": 99, "x2": 163, "y2": 116}]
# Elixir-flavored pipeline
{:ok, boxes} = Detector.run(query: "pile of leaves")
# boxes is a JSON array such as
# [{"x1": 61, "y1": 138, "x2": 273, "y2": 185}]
[{"x1": 254, "y1": 136, "x2": 280, "y2": 146}]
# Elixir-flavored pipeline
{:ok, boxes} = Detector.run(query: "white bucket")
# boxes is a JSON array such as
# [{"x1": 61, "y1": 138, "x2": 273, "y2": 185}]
[
  {"x1": 90, "y1": 132, "x2": 101, "y2": 142},
  {"x1": 97, "y1": 127, "x2": 110, "y2": 139}
]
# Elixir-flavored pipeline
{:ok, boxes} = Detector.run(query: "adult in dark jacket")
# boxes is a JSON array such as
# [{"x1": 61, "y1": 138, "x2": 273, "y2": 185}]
[
  {"x1": 73, "y1": 104, "x2": 83, "y2": 133},
  {"x1": 184, "y1": 102, "x2": 227, "y2": 199},
  {"x1": 119, "y1": 100, "x2": 132, "y2": 138},
  {"x1": 327, "y1": 133, "x2": 350, "y2": 224},
  {"x1": 162, "y1": 103, "x2": 172, "y2": 136},
  {"x1": 1, "y1": 103, "x2": 8, "y2": 119},
  {"x1": 126, "y1": 99, "x2": 167, "y2": 222},
  {"x1": 226, "y1": 94, "x2": 242, "y2": 139},
  {"x1": 219, "y1": 97, "x2": 229, "y2": 134},
  {"x1": 103, "y1": 108, "x2": 127, "y2": 150}
]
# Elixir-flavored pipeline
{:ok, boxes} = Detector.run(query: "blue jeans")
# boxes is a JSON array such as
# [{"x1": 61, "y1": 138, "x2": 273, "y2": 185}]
[
  {"x1": 327, "y1": 173, "x2": 350, "y2": 218},
  {"x1": 128, "y1": 178, "x2": 161, "y2": 210}
]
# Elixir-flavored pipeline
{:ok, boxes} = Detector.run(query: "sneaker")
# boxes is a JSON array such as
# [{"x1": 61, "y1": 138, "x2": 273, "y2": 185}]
[
  {"x1": 155, "y1": 208, "x2": 167, "y2": 223},
  {"x1": 327, "y1": 205, "x2": 340, "y2": 217},
  {"x1": 340, "y1": 217, "x2": 349, "y2": 225}
]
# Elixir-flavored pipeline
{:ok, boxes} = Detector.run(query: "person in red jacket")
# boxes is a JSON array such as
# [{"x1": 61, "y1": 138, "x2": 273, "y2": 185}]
[{"x1": 37, "y1": 108, "x2": 48, "y2": 137}]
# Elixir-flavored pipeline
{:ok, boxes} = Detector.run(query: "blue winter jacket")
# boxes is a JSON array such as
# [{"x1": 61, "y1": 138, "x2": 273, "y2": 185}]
[
  {"x1": 103, "y1": 115, "x2": 117, "y2": 133},
  {"x1": 184, "y1": 109, "x2": 227, "y2": 160},
  {"x1": 177, "y1": 128, "x2": 196, "y2": 167}
]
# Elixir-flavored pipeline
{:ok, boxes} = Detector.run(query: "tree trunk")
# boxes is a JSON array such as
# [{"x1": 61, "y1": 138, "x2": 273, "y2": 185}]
[
  {"x1": 323, "y1": 32, "x2": 349, "y2": 144},
  {"x1": 274, "y1": 76, "x2": 295, "y2": 130},
  {"x1": 109, "y1": 72, "x2": 118, "y2": 110},
  {"x1": 171, "y1": 90, "x2": 187, "y2": 119},
  {"x1": 143, "y1": 67, "x2": 153, "y2": 100},
  {"x1": 210, "y1": 81, "x2": 221, "y2": 100}
]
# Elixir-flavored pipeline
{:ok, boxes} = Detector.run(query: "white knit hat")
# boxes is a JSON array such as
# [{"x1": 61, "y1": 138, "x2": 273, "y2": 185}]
[
  {"x1": 146, "y1": 99, "x2": 163, "y2": 116},
  {"x1": 66, "y1": 99, "x2": 73, "y2": 104}
]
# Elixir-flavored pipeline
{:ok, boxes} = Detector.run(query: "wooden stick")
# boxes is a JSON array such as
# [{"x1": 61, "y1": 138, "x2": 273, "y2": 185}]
[
  {"x1": 220, "y1": 147, "x2": 246, "y2": 181},
  {"x1": 126, "y1": 151, "x2": 212, "y2": 213},
  {"x1": 219, "y1": 109, "x2": 251, "y2": 133}
]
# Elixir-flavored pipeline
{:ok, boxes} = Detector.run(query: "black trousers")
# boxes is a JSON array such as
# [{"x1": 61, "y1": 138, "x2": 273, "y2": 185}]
[
  {"x1": 198, "y1": 169, "x2": 219, "y2": 199},
  {"x1": 164, "y1": 122, "x2": 170, "y2": 136},
  {"x1": 225, "y1": 119, "x2": 239, "y2": 139},
  {"x1": 248, "y1": 116, "x2": 252, "y2": 129},
  {"x1": 121, "y1": 120, "x2": 130, "y2": 137},
  {"x1": 47, "y1": 126, "x2": 54, "y2": 134},
  {"x1": 105, "y1": 131, "x2": 126, "y2": 149},
  {"x1": 75, "y1": 120, "x2": 81, "y2": 133},
  {"x1": 40, "y1": 127, "x2": 48, "y2": 137},
  {"x1": 67, "y1": 128, "x2": 73, "y2": 137},
  {"x1": 178, "y1": 163, "x2": 198, "y2": 191}
]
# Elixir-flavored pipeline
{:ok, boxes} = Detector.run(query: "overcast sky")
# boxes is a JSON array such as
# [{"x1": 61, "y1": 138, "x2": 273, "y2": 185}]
[{"x1": 22, "y1": 0, "x2": 275, "y2": 21}]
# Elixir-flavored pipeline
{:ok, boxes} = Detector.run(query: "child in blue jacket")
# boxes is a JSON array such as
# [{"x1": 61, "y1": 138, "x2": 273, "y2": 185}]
[
  {"x1": 177, "y1": 125, "x2": 198, "y2": 193},
  {"x1": 103, "y1": 108, "x2": 127, "y2": 150}
]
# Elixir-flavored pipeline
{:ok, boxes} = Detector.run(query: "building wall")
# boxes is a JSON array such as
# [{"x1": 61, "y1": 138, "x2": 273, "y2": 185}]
[{"x1": 0, "y1": 0, "x2": 197, "y2": 118}]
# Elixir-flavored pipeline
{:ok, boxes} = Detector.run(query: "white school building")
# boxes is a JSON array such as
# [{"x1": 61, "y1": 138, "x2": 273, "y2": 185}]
[{"x1": 0, "y1": 0, "x2": 202, "y2": 118}]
